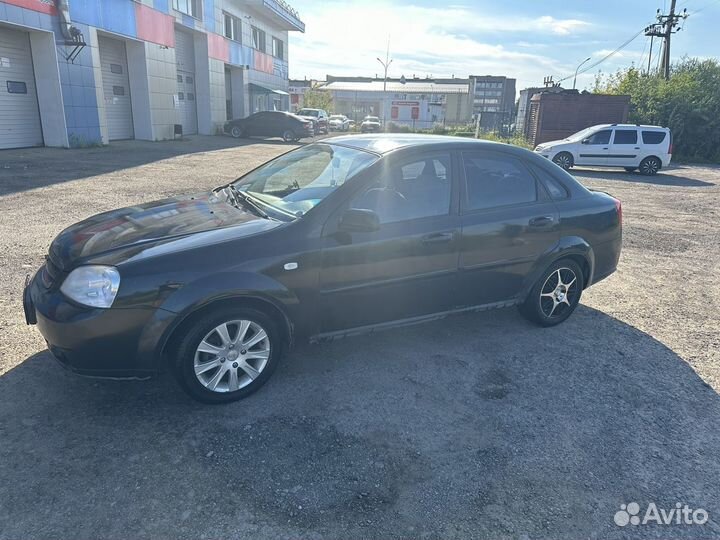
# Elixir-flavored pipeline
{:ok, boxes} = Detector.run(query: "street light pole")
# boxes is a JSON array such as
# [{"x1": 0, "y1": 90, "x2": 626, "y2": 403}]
[
  {"x1": 573, "y1": 57, "x2": 592, "y2": 90},
  {"x1": 376, "y1": 37, "x2": 392, "y2": 128}
]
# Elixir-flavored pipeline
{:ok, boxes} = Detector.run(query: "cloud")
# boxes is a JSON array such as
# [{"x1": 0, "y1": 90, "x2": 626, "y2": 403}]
[{"x1": 288, "y1": 1, "x2": 584, "y2": 86}]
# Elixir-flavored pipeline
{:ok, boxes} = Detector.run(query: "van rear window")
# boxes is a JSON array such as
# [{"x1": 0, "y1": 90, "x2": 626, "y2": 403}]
[{"x1": 642, "y1": 131, "x2": 667, "y2": 144}]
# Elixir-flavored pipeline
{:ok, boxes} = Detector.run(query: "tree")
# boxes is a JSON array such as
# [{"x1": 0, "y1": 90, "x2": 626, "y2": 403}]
[
  {"x1": 594, "y1": 58, "x2": 720, "y2": 162},
  {"x1": 302, "y1": 89, "x2": 333, "y2": 111}
]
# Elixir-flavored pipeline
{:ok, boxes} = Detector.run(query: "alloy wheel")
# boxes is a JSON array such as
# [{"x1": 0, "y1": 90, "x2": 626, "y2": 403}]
[
  {"x1": 539, "y1": 267, "x2": 579, "y2": 318},
  {"x1": 193, "y1": 320, "x2": 271, "y2": 393},
  {"x1": 282, "y1": 130, "x2": 295, "y2": 142},
  {"x1": 640, "y1": 157, "x2": 660, "y2": 175},
  {"x1": 553, "y1": 153, "x2": 572, "y2": 170},
  {"x1": 231, "y1": 126, "x2": 242, "y2": 138}
]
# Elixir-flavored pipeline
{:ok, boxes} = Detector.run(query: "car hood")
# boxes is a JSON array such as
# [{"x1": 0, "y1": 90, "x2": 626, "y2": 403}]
[
  {"x1": 48, "y1": 193, "x2": 282, "y2": 269},
  {"x1": 537, "y1": 139, "x2": 571, "y2": 149},
  {"x1": 297, "y1": 115, "x2": 319, "y2": 122}
]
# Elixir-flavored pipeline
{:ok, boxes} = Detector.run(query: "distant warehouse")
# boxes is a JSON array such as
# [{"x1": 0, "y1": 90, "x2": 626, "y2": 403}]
[{"x1": 0, "y1": 0, "x2": 304, "y2": 149}]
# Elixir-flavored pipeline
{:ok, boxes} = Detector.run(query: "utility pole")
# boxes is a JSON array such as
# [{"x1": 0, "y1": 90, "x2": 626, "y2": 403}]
[{"x1": 645, "y1": 1, "x2": 688, "y2": 79}]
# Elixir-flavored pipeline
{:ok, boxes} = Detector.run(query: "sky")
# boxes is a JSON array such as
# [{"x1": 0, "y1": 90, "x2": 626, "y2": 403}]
[{"x1": 287, "y1": 0, "x2": 718, "y2": 91}]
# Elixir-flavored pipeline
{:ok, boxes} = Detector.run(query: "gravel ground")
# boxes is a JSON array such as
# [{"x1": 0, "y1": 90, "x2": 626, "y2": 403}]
[{"x1": 0, "y1": 136, "x2": 719, "y2": 539}]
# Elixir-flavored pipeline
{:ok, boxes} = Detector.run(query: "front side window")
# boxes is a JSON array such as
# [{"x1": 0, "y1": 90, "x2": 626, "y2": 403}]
[
  {"x1": 224, "y1": 13, "x2": 241, "y2": 42},
  {"x1": 586, "y1": 130, "x2": 612, "y2": 145},
  {"x1": 272, "y1": 37, "x2": 284, "y2": 60},
  {"x1": 352, "y1": 153, "x2": 452, "y2": 224},
  {"x1": 233, "y1": 143, "x2": 378, "y2": 218},
  {"x1": 613, "y1": 130, "x2": 638, "y2": 145},
  {"x1": 172, "y1": 0, "x2": 201, "y2": 18},
  {"x1": 462, "y1": 153, "x2": 537, "y2": 211},
  {"x1": 252, "y1": 26, "x2": 266, "y2": 52}
]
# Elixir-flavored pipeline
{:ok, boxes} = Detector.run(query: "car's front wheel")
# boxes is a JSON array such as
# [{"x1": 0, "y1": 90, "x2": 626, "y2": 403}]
[
  {"x1": 230, "y1": 125, "x2": 244, "y2": 138},
  {"x1": 174, "y1": 307, "x2": 283, "y2": 403},
  {"x1": 552, "y1": 152, "x2": 574, "y2": 170},
  {"x1": 519, "y1": 259, "x2": 584, "y2": 327},
  {"x1": 282, "y1": 130, "x2": 297, "y2": 143},
  {"x1": 639, "y1": 156, "x2": 661, "y2": 176}
]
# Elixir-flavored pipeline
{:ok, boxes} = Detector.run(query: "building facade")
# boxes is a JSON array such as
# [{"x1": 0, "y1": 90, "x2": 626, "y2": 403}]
[
  {"x1": 469, "y1": 75, "x2": 516, "y2": 131},
  {"x1": 0, "y1": 0, "x2": 304, "y2": 149},
  {"x1": 319, "y1": 76, "x2": 472, "y2": 129},
  {"x1": 525, "y1": 90, "x2": 630, "y2": 146}
]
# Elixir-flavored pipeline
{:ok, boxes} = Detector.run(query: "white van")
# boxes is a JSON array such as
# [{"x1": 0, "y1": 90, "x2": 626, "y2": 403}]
[{"x1": 534, "y1": 124, "x2": 672, "y2": 175}]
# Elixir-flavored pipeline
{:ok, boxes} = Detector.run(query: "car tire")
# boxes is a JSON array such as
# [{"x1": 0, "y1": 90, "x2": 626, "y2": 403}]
[
  {"x1": 519, "y1": 259, "x2": 584, "y2": 327},
  {"x1": 230, "y1": 126, "x2": 244, "y2": 138},
  {"x1": 639, "y1": 156, "x2": 661, "y2": 176},
  {"x1": 552, "y1": 152, "x2": 574, "y2": 170},
  {"x1": 173, "y1": 307, "x2": 284, "y2": 404},
  {"x1": 282, "y1": 130, "x2": 297, "y2": 143},
  {"x1": 624, "y1": 167, "x2": 637, "y2": 172}
]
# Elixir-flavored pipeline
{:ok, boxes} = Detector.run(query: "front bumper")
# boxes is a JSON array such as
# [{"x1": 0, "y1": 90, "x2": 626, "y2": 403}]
[{"x1": 24, "y1": 267, "x2": 166, "y2": 378}]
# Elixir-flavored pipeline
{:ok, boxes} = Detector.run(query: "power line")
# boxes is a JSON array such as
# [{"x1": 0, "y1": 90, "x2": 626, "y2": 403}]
[{"x1": 555, "y1": 26, "x2": 648, "y2": 84}]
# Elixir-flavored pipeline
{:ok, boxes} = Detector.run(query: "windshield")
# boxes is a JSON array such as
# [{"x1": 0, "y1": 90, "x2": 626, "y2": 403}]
[
  {"x1": 365, "y1": 116, "x2": 379, "y2": 122},
  {"x1": 232, "y1": 143, "x2": 378, "y2": 219},
  {"x1": 297, "y1": 109, "x2": 319, "y2": 117},
  {"x1": 565, "y1": 126, "x2": 600, "y2": 142}
]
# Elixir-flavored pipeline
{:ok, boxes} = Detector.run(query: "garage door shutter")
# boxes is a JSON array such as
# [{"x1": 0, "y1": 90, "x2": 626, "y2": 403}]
[
  {"x1": 174, "y1": 29, "x2": 197, "y2": 135},
  {"x1": 99, "y1": 36, "x2": 134, "y2": 140},
  {"x1": 0, "y1": 27, "x2": 43, "y2": 149}
]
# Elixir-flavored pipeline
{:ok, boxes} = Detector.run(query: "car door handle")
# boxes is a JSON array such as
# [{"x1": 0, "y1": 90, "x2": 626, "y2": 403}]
[
  {"x1": 529, "y1": 216, "x2": 555, "y2": 228},
  {"x1": 634, "y1": 147, "x2": 640, "y2": 150},
  {"x1": 603, "y1": 147, "x2": 609, "y2": 150},
  {"x1": 422, "y1": 232, "x2": 454, "y2": 244}
]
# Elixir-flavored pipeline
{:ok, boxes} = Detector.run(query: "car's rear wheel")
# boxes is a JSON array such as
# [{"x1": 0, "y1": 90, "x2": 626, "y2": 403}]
[
  {"x1": 624, "y1": 166, "x2": 637, "y2": 172},
  {"x1": 552, "y1": 152, "x2": 574, "y2": 170},
  {"x1": 519, "y1": 259, "x2": 584, "y2": 327},
  {"x1": 282, "y1": 130, "x2": 296, "y2": 143},
  {"x1": 174, "y1": 307, "x2": 283, "y2": 403},
  {"x1": 230, "y1": 125, "x2": 243, "y2": 138},
  {"x1": 639, "y1": 156, "x2": 661, "y2": 176}
]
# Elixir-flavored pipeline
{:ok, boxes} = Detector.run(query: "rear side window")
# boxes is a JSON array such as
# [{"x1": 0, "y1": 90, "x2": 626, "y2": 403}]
[
  {"x1": 462, "y1": 153, "x2": 537, "y2": 211},
  {"x1": 642, "y1": 131, "x2": 667, "y2": 144},
  {"x1": 613, "y1": 130, "x2": 638, "y2": 144},
  {"x1": 529, "y1": 164, "x2": 569, "y2": 200}
]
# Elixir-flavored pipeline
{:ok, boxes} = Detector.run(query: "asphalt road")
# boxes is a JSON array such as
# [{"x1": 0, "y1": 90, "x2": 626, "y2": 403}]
[{"x1": 1, "y1": 136, "x2": 719, "y2": 539}]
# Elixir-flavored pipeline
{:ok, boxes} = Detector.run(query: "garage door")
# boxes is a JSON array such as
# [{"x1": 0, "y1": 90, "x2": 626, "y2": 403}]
[
  {"x1": 98, "y1": 36, "x2": 134, "y2": 140},
  {"x1": 174, "y1": 29, "x2": 197, "y2": 135},
  {"x1": 0, "y1": 27, "x2": 43, "y2": 149}
]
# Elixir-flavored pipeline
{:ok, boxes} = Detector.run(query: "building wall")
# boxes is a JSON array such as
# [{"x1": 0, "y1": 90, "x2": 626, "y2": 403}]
[
  {"x1": 0, "y1": 0, "x2": 299, "y2": 147},
  {"x1": 527, "y1": 92, "x2": 631, "y2": 146}
]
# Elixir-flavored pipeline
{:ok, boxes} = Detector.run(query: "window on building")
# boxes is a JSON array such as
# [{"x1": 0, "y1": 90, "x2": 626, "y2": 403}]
[
  {"x1": 110, "y1": 64, "x2": 123, "y2": 74},
  {"x1": 112, "y1": 85, "x2": 125, "y2": 96},
  {"x1": 172, "y1": 0, "x2": 201, "y2": 18},
  {"x1": 613, "y1": 130, "x2": 638, "y2": 144},
  {"x1": 224, "y1": 13, "x2": 241, "y2": 42},
  {"x1": 252, "y1": 26, "x2": 266, "y2": 52},
  {"x1": 272, "y1": 36, "x2": 284, "y2": 60},
  {"x1": 6, "y1": 81, "x2": 27, "y2": 94},
  {"x1": 462, "y1": 153, "x2": 537, "y2": 211}
]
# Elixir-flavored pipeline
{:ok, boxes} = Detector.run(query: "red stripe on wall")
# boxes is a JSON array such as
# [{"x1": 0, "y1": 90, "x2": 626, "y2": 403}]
[
  {"x1": 4, "y1": 0, "x2": 56, "y2": 15},
  {"x1": 135, "y1": 3, "x2": 175, "y2": 48},
  {"x1": 207, "y1": 33, "x2": 229, "y2": 63},
  {"x1": 254, "y1": 51, "x2": 274, "y2": 74}
]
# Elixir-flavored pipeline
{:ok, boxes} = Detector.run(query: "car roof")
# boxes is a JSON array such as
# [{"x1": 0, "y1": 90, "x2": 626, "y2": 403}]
[
  {"x1": 594, "y1": 123, "x2": 667, "y2": 130},
  {"x1": 325, "y1": 133, "x2": 503, "y2": 154}
]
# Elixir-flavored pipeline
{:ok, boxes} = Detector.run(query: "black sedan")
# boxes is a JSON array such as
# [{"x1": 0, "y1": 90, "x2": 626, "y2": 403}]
[
  {"x1": 224, "y1": 111, "x2": 314, "y2": 142},
  {"x1": 24, "y1": 135, "x2": 622, "y2": 403}
]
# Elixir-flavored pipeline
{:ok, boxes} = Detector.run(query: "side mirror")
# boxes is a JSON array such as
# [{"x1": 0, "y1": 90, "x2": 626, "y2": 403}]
[
  {"x1": 339, "y1": 208, "x2": 380, "y2": 233},
  {"x1": 581, "y1": 138, "x2": 590, "y2": 145}
]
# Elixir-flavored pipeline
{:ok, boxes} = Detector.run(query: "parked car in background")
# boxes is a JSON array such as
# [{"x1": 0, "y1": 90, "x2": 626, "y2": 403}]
[
  {"x1": 328, "y1": 114, "x2": 351, "y2": 131},
  {"x1": 224, "y1": 111, "x2": 314, "y2": 142},
  {"x1": 361, "y1": 116, "x2": 381, "y2": 133},
  {"x1": 24, "y1": 134, "x2": 622, "y2": 404},
  {"x1": 296, "y1": 108, "x2": 329, "y2": 134},
  {"x1": 535, "y1": 124, "x2": 672, "y2": 175}
]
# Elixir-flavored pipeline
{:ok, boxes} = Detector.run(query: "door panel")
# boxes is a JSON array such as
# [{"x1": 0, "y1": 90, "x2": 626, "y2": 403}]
[
  {"x1": 319, "y1": 152, "x2": 460, "y2": 332},
  {"x1": 607, "y1": 128, "x2": 641, "y2": 167},
  {"x1": 576, "y1": 129, "x2": 611, "y2": 166},
  {"x1": 459, "y1": 151, "x2": 559, "y2": 306}
]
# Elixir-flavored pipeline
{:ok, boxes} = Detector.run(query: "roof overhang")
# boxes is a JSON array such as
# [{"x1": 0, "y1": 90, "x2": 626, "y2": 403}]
[
  {"x1": 249, "y1": 83, "x2": 289, "y2": 95},
  {"x1": 245, "y1": 0, "x2": 305, "y2": 32}
]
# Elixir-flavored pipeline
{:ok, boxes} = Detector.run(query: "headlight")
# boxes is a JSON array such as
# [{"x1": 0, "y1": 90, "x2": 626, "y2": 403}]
[{"x1": 60, "y1": 265, "x2": 120, "y2": 308}]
